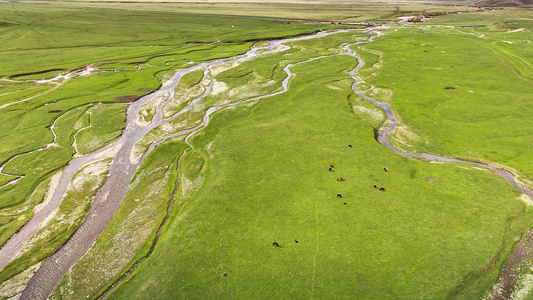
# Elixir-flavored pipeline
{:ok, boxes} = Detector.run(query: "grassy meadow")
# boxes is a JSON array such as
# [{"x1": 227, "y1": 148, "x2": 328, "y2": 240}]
[
  {"x1": 103, "y1": 42, "x2": 533, "y2": 299},
  {"x1": 1, "y1": 1, "x2": 533, "y2": 299},
  {"x1": 357, "y1": 9, "x2": 533, "y2": 181},
  {"x1": 51, "y1": 140, "x2": 186, "y2": 300},
  {"x1": 0, "y1": 2, "x2": 339, "y2": 292},
  {"x1": 51, "y1": 27, "x2": 533, "y2": 299},
  {"x1": 51, "y1": 30, "x2": 371, "y2": 299}
]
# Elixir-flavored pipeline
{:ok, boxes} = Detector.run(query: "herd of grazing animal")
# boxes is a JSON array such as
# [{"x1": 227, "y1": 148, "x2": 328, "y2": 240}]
[
  {"x1": 274, "y1": 146, "x2": 390, "y2": 248},
  {"x1": 331, "y1": 149, "x2": 388, "y2": 204}
]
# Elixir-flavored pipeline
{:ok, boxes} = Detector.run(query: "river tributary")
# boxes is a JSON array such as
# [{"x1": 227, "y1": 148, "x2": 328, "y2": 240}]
[{"x1": 5, "y1": 27, "x2": 531, "y2": 299}]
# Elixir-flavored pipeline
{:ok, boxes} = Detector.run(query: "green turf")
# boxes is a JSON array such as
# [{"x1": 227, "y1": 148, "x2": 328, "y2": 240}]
[
  {"x1": 76, "y1": 104, "x2": 128, "y2": 155},
  {"x1": 357, "y1": 16, "x2": 533, "y2": 180},
  {"x1": 1, "y1": 3, "x2": 533, "y2": 299},
  {"x1": 103, "y1": 44, "x2": 532, "y2": 300}
]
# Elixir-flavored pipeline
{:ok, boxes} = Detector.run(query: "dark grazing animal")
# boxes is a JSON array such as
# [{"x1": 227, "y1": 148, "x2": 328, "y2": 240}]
[
  {"x1": 337, "y1": 194, "x2": 343, "y2": 198},
  {"x1": 273, "y1": 242, "x2": 279, "y2": 247},
  {"x1": 380, "y1": 187, "x2": 385, "y2": 191}
]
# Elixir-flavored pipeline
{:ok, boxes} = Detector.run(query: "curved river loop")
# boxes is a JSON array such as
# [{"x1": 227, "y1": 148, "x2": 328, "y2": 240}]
[{"x1": 0, "y1": 24, "x2": 527, "y2": 299}]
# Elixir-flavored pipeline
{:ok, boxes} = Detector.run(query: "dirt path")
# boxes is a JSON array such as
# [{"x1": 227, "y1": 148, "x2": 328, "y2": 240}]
[{"x1": 0, "y1": 81, "x2": 62, "y2": 111}]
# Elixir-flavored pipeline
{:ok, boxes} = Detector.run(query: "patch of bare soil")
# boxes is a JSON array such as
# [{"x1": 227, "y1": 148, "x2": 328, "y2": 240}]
[
  {"x1": 489, "y1": 230, "x2": 533, "y2": 300},
  {"x1": 114, "y1": 95, "x2": 139, "y2": 102}
]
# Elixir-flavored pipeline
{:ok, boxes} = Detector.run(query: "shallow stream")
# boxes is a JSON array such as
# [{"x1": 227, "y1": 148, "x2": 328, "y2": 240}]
[{"x1": 4, "y1": 27, "x2": 530, "y2": 299}]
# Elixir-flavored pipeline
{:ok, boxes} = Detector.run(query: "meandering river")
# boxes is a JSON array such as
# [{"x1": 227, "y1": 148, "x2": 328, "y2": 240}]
[{"x1": 5, "y1": 27, "x2": 530, "y2": 299}]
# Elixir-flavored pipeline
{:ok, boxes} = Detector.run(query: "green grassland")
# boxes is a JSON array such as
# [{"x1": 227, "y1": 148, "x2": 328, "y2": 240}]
[
  {"x1": 133, "y1": 31, "x2": 369, "y2": 159},
  {"x1": 104, "y1": 46, "x2": 533, "y2": 299},
  {"x1": 0, "y1": 158, "x2": 111, "y2": 288},
  {"x1": 75, "y1": 104, "x2": 128, "y2": 155},
  {"x1": 357, "y1": 9, "x2": 533, "y2": 182},
  {"x1": 44, "y1": 25, "x2": 533, "y2": 299},
  {"x1": 1, "y1": 1, "x2": 533, "y2": 299},
  {"x1": 0, "y1": 4, "x2": 334, "y2": 75},
  {"x1": 51, "y1": 32, "x2": 370, "y2": 299},
  {"x1": 0, "y1": 2, "x2": 342, "y2": 288}
]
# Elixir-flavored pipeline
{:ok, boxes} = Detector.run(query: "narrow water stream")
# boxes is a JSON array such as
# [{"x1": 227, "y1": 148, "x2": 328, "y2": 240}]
[{"x1": 345, "y1": 38, "x2": 533, "y2": 199}]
